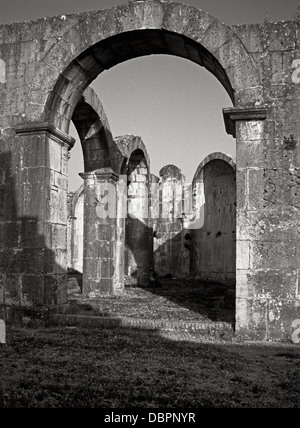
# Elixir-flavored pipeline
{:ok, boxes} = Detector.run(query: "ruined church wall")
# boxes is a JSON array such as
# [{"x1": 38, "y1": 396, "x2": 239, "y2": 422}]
[{"x1": 152, "y1": 165, "x2": 190, "y2": 279}]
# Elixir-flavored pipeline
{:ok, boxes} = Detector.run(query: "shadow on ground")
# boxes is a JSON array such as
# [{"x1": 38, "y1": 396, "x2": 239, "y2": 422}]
[
  {"x1": 67, "y1": 270, "x2": 235, "y2": 325},
  {"x1": 0, "y1": 324, "x2": 299, "y2": 408}
]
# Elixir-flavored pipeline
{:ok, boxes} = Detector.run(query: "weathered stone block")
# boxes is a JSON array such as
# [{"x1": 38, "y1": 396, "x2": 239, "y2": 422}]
[
  {"x1": 236, "y1": 241, "x2": 250, "y2": 270},
  {"x1": 237, "y1": 208, "x2": 300, "y2": 241},
  {"x1": 248, "y1": 169, "x2": 265, "y2": 211},
  {"x1": 236, "y1": 298, "x2": 268, "y2": 340},
  {"x1": 236, "y1": 121, "x2": 266, "y2": 142},
  {"x1": 22, "y1": 274, "x2": 44, "y2": 305},
  {"x1": 266, "y1": 21, "x2": 296, "y2": 52},
  {"x1": 44, "y1": 274, "x2": 58, "y2": 306},
  {"x1": 233, "y1": 24, "x2": 264, "y2": 53},
  {"x1": 268, "y1": 300, "x2": 300, "y2": 341},
  {"x1": 236, "y1": 170, "x2": 247, "y2": 210},
  {"x1": 85, "y1": 278, "x2": 112, "y2": 297},
  {"x1": 237, "y1": 269, "x2": 298, "y2": 300},
  {"x1": 250, "y1": 240, "x2": 299, "y2": 270},
  {"x1": 5, "y1": 274, "x2": 21, "y2": 305},
  {"x1": 100, "y1": 258, "x2": 113, "y2": 279},
  {"x1": 236, "y1": 141, "x2": 265, "y2": 169}
]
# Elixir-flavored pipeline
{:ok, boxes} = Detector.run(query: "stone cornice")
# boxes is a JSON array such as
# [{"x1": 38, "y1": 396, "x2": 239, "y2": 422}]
[
  {"x1": 15, "y1": 122, "x2": 75, "y2": 148},
  {"x1": 223, "y1": 106, "x2": 268, "y2": 138},
  {"x1": 80, "y1": 167, "x2": 119, "y2": 182}
]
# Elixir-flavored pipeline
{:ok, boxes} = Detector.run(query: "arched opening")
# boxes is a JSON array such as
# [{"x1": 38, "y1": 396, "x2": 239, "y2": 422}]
[
  {"x1": 44, "y1": 28, "x2": 236, "y2": 134},
  {"x1": 23, "y1": 1, "x2": 262, "y2": 323},
  {"x1": 191, "y1": 153, "x2": 236, "y2": 283},
  {"x1": 113, "y1": 136, "x2": 151, "y2": 288},
  {"x1": 152, "y1": 165, "x2": 189, "y2": 279},
  {"x1": 45, "y1": 30, "x2": 238, "y2": 300},
  {"x1": 65, "y1": 87, "x2": 116, "y2": 297}
]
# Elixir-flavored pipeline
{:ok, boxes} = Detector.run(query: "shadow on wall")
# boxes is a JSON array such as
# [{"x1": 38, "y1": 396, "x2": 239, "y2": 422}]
[{"x1": 0, "y1": 151, "x2": 66, "y2": 322}]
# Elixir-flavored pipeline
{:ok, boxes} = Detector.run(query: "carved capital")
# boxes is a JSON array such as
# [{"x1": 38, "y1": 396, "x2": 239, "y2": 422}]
[
  {"x1": 80, "y1": 167, "x2": 119, "y2": 183},
  {"x1": 15, "y1": 122, "x2": 75, "y2": 148},
  {"x1": 223, "y1": 106, "x2": 268, "y2": 137}
]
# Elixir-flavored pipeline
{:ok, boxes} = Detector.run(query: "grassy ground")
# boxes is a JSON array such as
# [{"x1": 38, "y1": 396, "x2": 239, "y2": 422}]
[
  {"x1": 1, "y1": 280, "x2": 299, "y2": 408},
  {"x1": 0, "y1": 325, "x2": 299, "y2": 408}
]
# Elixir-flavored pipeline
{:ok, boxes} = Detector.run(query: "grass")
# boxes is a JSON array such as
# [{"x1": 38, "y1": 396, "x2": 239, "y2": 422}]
[
  {"x1": 1, "y1": 279, "x2": 299, "y2": 408},
  {"x1": 0, "y1": 325, "x2": 300, "y2": 408}
]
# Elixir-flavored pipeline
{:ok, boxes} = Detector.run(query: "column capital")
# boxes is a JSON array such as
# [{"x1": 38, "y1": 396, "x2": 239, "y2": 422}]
[
  {"x1": 223, "y1": 106, "x2": 268, "y2": 137},
  {"x1": 80, "y1": 167, "x2": 119, "y2": 182},
  {"x1": 15, "y1": 122, "x2": 75, "y2": 148}
]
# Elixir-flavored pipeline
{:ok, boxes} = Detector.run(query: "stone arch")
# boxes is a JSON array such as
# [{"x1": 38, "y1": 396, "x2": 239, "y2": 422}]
[
  {"x1": 25, "y1": 0, "x2": 261, "y2": 130},
  {"x1": 114, "y1": 135, "x2": 151, "y2": 287},
  {"x1": 191, "y1": 152, "x2": 236, "y2": 282},
  {"x1": 114, "y1": 134, "x2": 151, "y2": 174},
  {"x1": 72, "y1": 86, "x2": 114, "y2": 171},
  {"x1": 193, "y1": 152, "x2": 236, "y2": 184},
  {"x1": 152, "y1": 164, "x2": 190, "y2": 278}
]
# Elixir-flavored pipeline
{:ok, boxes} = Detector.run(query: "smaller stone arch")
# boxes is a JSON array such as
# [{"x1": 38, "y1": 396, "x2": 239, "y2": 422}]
[
  {"x1": 72, "y1": 86, "x2": 114, "y2": 172},
  {"x1": 114, "y1": 134, "x2": 151, "y2": 175},
  {"x1": 191, "y1": 152, "x2": 236, "y2": 283},
  {"x1": 114, "y1": 135, "x2": 151, "y2": 287},
  {"x1": 193, "y1": 152, "x2": 236, "y2": 185},
  {"x1": 153, "y1": 164, "x2": 190, "y2": 278}
]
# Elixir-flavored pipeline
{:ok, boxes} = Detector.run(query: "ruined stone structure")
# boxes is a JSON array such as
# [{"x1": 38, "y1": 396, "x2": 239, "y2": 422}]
[
  {"x1": 0, "y1": 0, "x2": 300, "y2": 340},
  {"x1": 152, "y1": 165, "x2": 190, "y2": 278}
]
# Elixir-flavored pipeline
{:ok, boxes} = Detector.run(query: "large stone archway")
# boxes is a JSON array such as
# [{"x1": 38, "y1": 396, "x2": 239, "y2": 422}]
[{"x1": 1, "y1": 0, "x2": 300, "y2": 339}]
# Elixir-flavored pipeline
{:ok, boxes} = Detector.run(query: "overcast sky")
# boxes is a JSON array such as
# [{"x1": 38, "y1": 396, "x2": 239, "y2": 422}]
[{"x1": 0, "y1": 0, "x2": 299, "y2": 189}]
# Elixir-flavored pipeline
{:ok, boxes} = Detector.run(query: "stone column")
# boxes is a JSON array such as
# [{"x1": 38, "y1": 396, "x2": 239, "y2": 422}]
[
  {"x1": 80, "y1": 167, "x2": 121, "y2": 297},
  {"x1": 224, "y1": 107, "x2": 274, "y2": 339},
  {"x1": 1, "y1": 122, "x2": 75, "y2": 308}
]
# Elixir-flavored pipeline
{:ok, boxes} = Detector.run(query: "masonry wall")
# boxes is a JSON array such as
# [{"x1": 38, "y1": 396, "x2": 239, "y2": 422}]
[
  {"x1": 229, "y1": 20, "x2": 300, "y2": 340},
  {"x1": 126, "y1": 152, "x2": 151, "y2": 287}
]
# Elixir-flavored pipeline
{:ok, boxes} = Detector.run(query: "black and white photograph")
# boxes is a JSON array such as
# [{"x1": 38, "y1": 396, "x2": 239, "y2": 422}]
[{"x1": 0, "y1": 0, "x2": 300, "y2": 411}]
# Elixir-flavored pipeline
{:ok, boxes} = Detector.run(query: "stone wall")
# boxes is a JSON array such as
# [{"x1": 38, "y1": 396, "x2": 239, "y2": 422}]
[{"x1": 152, "y1": 165, "x2": 190, "y2": 278}]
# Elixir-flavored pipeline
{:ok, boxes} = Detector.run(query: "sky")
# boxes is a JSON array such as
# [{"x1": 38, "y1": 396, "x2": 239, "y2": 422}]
[{"x1": 0, "y1": 0, "x2": 299, "y2": 190}]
